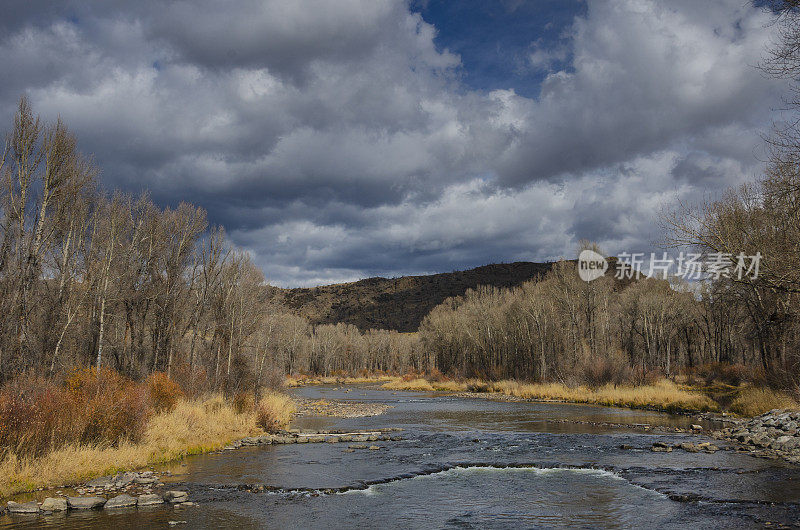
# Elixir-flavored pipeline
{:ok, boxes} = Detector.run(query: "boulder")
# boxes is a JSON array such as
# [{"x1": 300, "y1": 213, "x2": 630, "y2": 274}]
[
  {"x1": 691, "y1": 424, "x2": 703, "y2": 431},
  {"x1": 6, "y1": 501, "x2": 39, "y2": 514},
  {"x1": 87, "y1": 476, "x2": 114, "y2": 488},
  {"x1": 41, "y1": 497, "x2": 67, "y2": 512},
  {"x1": 696, "y1": 442, "x2": 719, "y2": 452},
  {"x1": 164, "y1": 491, "x2": 189, "y2": 504},
  {"x1": 67, "y1": 496, "x2": 106, "y2": 510},
  {"x1": 105, "y1": 494, "x2": 137, "y2": 509},
  {"x1": 680, "y1": 442, "x2": 700, "y2": 453},
  {"x1": 113, "y1": 472, "x2": 139, "y2": 488},
  {"x1": 137, "y1": 494, "x2": 164, "y2": 506},
  {"x1": 651, "y1": 442, "x2": 672, "y2": 452},
  {"x1": 752, "y1": 436, "x2": 771, "y2": 448}
]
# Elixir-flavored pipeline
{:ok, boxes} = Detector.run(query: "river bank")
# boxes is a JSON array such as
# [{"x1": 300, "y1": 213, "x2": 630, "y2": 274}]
[
  {"x1": 711, "y1": 409, "x2": 800, "y2": 465},
  {"x1": 3, "y1": 385, "x2": 800, "y2": 528},
  {"x1": 288, "y1": 374, "x2": 798, "y2": 417},
  {"x1": 0, "y1": 393, "x2": 296, "y2": 499}
]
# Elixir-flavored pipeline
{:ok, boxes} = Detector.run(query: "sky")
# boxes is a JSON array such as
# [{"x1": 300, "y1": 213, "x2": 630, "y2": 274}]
[{"x1": 0, "y1": 0, "x2": 787, "y2": 286}]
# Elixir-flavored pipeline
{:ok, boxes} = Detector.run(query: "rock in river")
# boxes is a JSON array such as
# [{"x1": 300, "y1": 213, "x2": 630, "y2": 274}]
[
  {"x1": 164, "y1": 491, "x2": 189, "y2": 504},
  {"x1": 67, "y1": 496, "x2": 106, "y2": 510},
  {"x1": 6, "y1": 501, "x2": 39, "y2": 514},
  {"x1": 105, "y1": 494, "x2": 137, "y2": 509},
  {"x1": 41, "y1": 497, "x2": 67, "y2": 512},
  {"x1": 137, "y1": 494, "x2": 164, "y2": 506},
  {"x1": 651, "y1": 442, "x2": 672, "y2": 452}
]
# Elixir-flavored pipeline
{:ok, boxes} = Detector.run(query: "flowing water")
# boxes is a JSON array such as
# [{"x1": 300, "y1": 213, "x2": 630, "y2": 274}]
[{"x1": 3, "y1": 385, "x2": 800, "y2": 529}]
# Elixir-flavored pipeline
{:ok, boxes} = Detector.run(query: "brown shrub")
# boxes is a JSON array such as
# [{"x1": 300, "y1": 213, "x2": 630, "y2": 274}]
[
  {"x1": 693, "y1": 363, "x2": 757, "y2": 387},
  {"x1": 65, "y1": 367, "x2": 151, "y2": 446},
  {"x1": 582, "y1": 355, "x2": 634, "y2": 387},
  {"x1": 465, "y1": 380, "x2": 491, "y2": 393},
  {"x1": 171, "y1": 363, "x2": 210, "y2": 398},
  {"x1": 0, "y1": 369, "x2": 152, "y2": 458},
  {"x1": 0, "y1": 375, "x2": 79, "y2": 457},
  {"x1": 428, "y1": 368, "x2": 451, "y2": 382},
  {"x1": 233, "y1": 391, "x2": 255, "y2": 414},
  {"x1": 146, "y1": 372, "x2": 184, "y2": 412}
]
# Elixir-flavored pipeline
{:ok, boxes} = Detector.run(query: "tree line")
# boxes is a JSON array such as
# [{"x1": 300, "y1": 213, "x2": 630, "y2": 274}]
[{"x1": 0, "y1": 99, "x2": 423, "y2": 392}]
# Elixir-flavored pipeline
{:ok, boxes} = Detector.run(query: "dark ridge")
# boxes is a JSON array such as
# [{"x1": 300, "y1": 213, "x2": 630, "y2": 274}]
[
  {"x1": 269, "y1": 259, "x2": 628, "y2": 332},
  {"x1": 269, "y1": 261, "x2": 556, "y2": 332}
]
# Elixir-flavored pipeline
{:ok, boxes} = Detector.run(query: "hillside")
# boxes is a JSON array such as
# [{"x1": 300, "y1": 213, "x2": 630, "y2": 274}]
[{"x1": 271, "y1": 261, "x2": 557, "y2": 332}]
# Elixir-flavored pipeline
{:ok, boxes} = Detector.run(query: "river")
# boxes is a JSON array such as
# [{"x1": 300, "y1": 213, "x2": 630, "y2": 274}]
[{"x1": 2, "y1": 385, "x2": 800, "y2": 528}]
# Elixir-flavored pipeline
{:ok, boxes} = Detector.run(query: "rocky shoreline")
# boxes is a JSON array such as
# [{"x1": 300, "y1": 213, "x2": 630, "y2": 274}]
[
  {"x1": 3, "y1": 470, "x2": 194, "y2": 518},
  {"x1": 711, "y1": 409, "x2": 800, "y2": 465},
  {"x1": 222, "y1": 428, "x2": 404, "y2": 450},
  {"x1": 2, "y1": 428, "x2": 405, "y2": 520}
]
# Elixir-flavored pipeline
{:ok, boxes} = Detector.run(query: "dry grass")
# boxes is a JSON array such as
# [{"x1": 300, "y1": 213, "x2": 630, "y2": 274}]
[
  {"x1": 382, "y1": 378, "x2": 718, "y2": 413},
  {"x1": 0, "y1": 393, "x2": 296, "y2": 498},
  {"x1": 286, "y1": 374, "x2": 399, "y2": 387},
  {"x1": 729, "y1": 386, "x2": 800, "y2": 417},
  {"x1": 256, "y1": 393, "x2": 297, "y2": 432},
  {"x1": 430, "y1": 380, "x2": 467, "y2": 392},
  {"x1": 495, "y1": 380, "x2": 717, "y2": 413},
  {"x1": 383, "y1": 378, "x2": 434, "y2": 391}
]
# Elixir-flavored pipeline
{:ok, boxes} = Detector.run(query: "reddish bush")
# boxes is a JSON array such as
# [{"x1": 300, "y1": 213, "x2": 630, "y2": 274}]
[
  {"x1": 0, "y1": 369, "x2": 152, "y2": 457},
  {"x1": 65, "y1": 367, "x2": 151, "y2": 446},
  {"x1": 0, "y1": 375, "x2": 79, "y2": 457},
  {"x1": 146, "y1": 372, "x2": 184, "y2": 412}
]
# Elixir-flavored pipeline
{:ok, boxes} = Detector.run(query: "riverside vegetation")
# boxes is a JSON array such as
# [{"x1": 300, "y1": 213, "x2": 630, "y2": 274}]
[{"x1": 0, "y1": 368, "x2": 295, "y2": 497}]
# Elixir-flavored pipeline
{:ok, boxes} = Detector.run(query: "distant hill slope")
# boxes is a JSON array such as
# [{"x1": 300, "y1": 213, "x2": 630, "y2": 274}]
[{"x1": 270, "y1": 261, "x2": 557, "y2": 332}]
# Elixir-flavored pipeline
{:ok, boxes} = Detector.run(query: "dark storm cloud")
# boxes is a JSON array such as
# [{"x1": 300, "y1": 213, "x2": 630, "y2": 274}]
[{"x1": 0, "y1": 0, "x2": 787, "y2": 285}]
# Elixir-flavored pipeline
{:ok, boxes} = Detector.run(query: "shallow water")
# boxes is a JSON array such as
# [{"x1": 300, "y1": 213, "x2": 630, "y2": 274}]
[{"x1": 3, "y1": 385, "x2": 799, "y2": 529}]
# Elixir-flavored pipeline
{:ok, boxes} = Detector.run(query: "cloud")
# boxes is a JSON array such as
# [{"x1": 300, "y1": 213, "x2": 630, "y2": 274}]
[
  {"x1": 0, "y1": 0, "x2": 786, "y2": 286},
  {"x1": 496, "y1": 0, "x2": 781, "y2": 186}
]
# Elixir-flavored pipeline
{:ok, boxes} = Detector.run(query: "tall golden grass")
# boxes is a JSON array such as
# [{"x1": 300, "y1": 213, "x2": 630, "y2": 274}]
[
  {"x1": 729, "y1": 386, "x2": 800, "y2": 417},
  {"x1": 286, "y1": 374, "x2": 398, "y2": 387},
  {"x1": 256, "y1": 393, "x2": 297, "y2": 432},
  {"x1": 0, "y1": 393, "x2": 295, "y2": 498},
  {"x1": 382, "y1": 378, "x2": 718, "y2": 413}
]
